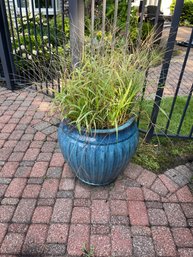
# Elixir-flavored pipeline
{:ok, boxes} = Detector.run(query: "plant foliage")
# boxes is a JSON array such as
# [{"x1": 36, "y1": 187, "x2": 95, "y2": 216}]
[
  {"x1": 170, "y1": 0, "x2": 193, "y2": 26},
  {"x1": 53, "y1": 35, "x2": 161, "y2": 133},
  {"x1": 85, "y1": 0, "x2": 153, "y2": 43},
  {"x1": 11, "y1": 14, "x2": 70, "y2": 74}
]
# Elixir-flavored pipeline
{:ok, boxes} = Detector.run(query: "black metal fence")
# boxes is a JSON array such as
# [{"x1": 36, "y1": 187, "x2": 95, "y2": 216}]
[{"x1": 0, "y1": 0, "x2": 193, "y2": 141}]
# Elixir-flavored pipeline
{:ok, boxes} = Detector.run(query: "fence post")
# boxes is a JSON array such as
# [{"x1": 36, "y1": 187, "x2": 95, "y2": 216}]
[
  {"x1": 69, "y1": 0, "x2": 85, "y2": 66},
  {"x1": 0, "y1": 0, "x2": 15, "y2": 90},
  {"x1": 145, "y1": 0, "x2": 184, "y2": 142}
]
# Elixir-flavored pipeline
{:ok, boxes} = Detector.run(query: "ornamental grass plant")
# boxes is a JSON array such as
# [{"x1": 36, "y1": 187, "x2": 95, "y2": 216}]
[
  {"x1": 52, "y1": 30, "x2": 162, "y2": 134},
  {"x1": 53, "y1": 33, "x2": 162, "y2": 133}
]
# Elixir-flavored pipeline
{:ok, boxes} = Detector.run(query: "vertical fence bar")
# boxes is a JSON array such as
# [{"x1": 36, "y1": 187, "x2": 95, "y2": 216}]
[
  {"x1": 91, "y1": 0, "x2": 95, "y2": 55},
  {"x1": 45, "y1": 0, "x2": 51, "y2": 95},
  {"x1": 138, "y1": 0, "x2": 146, "y2": 45},
  {"x1": 6, "y1": 0, "x2": 16, "y2": 56},
  {"x1": 45, "y1": 0, "x2": 51, "y2": 49},
  {"x1": 154, "y1": 0, "x2": 162, "y2": 26},
  {"x1": 101, "y1": 0, "x2": 107, "y2": 53},
  {"x1": 0, "y1": 0, "x2": 16, "y2": 89},
  {"x1": 24, "y1": 0, "x2": 32, "y2": 53},
  {"x1": 61, "y1": 0, "x2": 66, "y2": 55},
  {"x1": 12, "y1": 0, "x2": 21, "y2": 51},
  {"x1": 30, "y1": 0, "x2": 38, "y2": 90},
  {"x1": 6, "y1": 0, "x2": 21, "y2": 81},
  {"x1": 38, "y1": 0, "x2": 45, "y2": 90},
  {"x1": 53, "y1": 0, "x2": 60, "y2": 93},
  {"x1": 69, "y1": 0, "x2": 85, "y2": 66},
  {"x1": 38, "y1": 0, "x2": 44, "y2": 50},
  {"x1": 125, "y1": 0, "x2": 132, "y2": 53},
  {"x1": 111, "y1": 0, "x2": 119, "y2": 51},
  {"x1": 18, "y1": 2, "x2": 27, "y2": 51},
  {"x1": 165, "y1": 27, "x2": 193, "y2": 134},
  {"x1": 176, "y1": 83, "x2": 193, "y2": 136},
  {"x1": 18, "y1": 0, "x2": 31, "y2": 80},
  {"x1": 189, "y1": 126, "x2": 193, "y2": 138},
  {"x1": 30, "y1": 0, "x2": 38, "y2": 54},
  {"x1": 53, "y1": 0, "x2": 58, "y2": 56},
  {"x1": 12, "y1": 0, "x2": 25, "y2": 82},
  {"x1": 145, "y1": 0, "x2": 184, "y2": 142}
]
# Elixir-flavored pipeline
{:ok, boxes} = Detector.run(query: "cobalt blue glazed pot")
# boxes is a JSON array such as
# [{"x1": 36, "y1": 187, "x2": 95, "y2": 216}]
[{"x1": 58, "y1": 117, "x2": 139, "y2": 186}]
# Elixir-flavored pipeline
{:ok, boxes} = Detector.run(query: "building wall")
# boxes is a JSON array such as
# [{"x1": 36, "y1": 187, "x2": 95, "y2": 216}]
[
  {"x1": 7, "y1": 0, "x2": 69, "y2": 16},
  {"x1": 7, "y1": 0, "x2": 172, "y2": 18},
  {"x1": 132, "y1": 0, "x2": 173, "y2": 16},
  {"x1": 160, "y1": 0, "x2": 173, "y2": 16}
]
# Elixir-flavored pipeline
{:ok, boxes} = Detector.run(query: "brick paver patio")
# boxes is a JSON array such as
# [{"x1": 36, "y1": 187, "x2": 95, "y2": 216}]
[
  {"x1": 146, "y1": 26, "x2": 193, "y2": 98},
  {"x1": 0, "y1": 86, "x2": 193, "y2": 257}
]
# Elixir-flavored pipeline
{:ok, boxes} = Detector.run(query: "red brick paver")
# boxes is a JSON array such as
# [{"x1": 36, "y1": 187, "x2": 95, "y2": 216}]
[
  {"x1": 128, "y1": 201, "x2": 149, "y2": 226},
  {"x1": 5, "y1": 178, "x2": 27, "y2": 198},
  {"x1": 22, "y1": 224, "x2": 48, "y2": 255},
  {"x1": 111, "y1": 225, "x2": 132, "y2": 256},
  {"x1": 32, "y1": 206, "x2": 53, "y2": 223},
  {"x1": 152, "y1": 226, "x2": 177, "y2": 256},
  {"x1": 71, "y1": 207, "x2": 90, "y2": 224},
  {"x1": 0, "y1": 87, "x2": 193, "y2": 256},
  {"x1": 0, "y1": 224, "x2": 8, "y2": 244},
  {"x1": 90, "y1": 235, "x2": 111, "y2": 256},
  {"x1": 164, "y1": 203, "x2": 187, "y2": 227},
  {"x1": 67, "y1": 224, "x2": 90, "y2": 256},
  {"x1": 0, "y1": 233, "x2": 24, "y2": 254},
  {"x1": 47, "y1": 224, "x2": 69, "y2": 244},
  {"x1": 172, "y1": 228, "x2": 193, "y2": 247},
  {"x1": 30, "y1": 161, "x2": 49, "y2": 177},
  {"x1": 176, "y1": 186, "x2": 193, "y2": 202},
  {"x1": 91, "y1": 200, "x2": 110, "y2": 224},
  {"x1": 51, "y1": 199, "x2": 72, "y2": 223},
  {"x1": 127, "y1": 187, "x2": 144, "y2": 201}
]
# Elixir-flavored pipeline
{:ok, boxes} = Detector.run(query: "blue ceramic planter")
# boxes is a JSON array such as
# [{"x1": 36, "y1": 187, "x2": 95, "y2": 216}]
[{"x1": 58, "y1": 117, "x2": 139, "y2": 186}]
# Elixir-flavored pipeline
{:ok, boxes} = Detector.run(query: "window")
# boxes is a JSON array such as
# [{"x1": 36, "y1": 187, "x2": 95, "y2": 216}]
[
  {"x1": 34, "y1": 0, "x2": 60, "y2": 14},
  {"x1": 16, "y1": 0, "x2": 29, "y2": 15},
  {"x1": 15, "y1": 0, "x2": 60, "y2": 15},
  {"x1": 17, "y1": 0, "x2": 28, "y2": 8},
  {"x1": 35, "y1": 0, "x2": 53, "y2": 9}
]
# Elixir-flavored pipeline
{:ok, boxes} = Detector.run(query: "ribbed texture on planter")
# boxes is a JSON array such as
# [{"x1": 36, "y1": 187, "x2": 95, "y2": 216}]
[{"x1": 58, "y1": 117, "x2": 139, "y2": 186}]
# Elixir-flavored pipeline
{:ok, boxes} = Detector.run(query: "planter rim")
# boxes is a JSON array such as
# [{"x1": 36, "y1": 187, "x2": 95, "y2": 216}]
[{"x1": 62, "y1": 116, "x2": 136, "y2": 135}]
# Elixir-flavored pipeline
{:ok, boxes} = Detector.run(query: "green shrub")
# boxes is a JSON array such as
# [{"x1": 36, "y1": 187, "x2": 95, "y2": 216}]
[
  {"x1": 170, "y1": 0, "x2": 193, "y2": 25},
  {"x1": 12, "y1": 14, "x2": 70, "y2": 77}
]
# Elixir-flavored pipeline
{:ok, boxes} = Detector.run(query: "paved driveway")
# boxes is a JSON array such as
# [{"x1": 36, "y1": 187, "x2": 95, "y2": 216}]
[{"x1": 146, "y1": 26, "x2": 193, "y2": 98}]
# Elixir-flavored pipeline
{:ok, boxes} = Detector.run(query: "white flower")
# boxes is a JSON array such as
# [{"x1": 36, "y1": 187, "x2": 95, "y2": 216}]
[
  {"x1": 43, "y1": 36, "x2": 48, "y2": 40},
  {"x1": 32, "y1": 50, "x2": 37, "y2": 55},
  {"x1": 28, "y1": 55, "x2": 32, "y2": 60},
  {"x1": 44, "y1": 46, "x2": 48, "y2": 51},
  {"x1": 22, "y1": 53, "x2": 26, "y2": 58},
  {"x1": 21, "y1": 45, "x2": 25, "y2": 50},
  {"x1": 13, "y1": 49, "x2": 16, "y2": 54}
]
